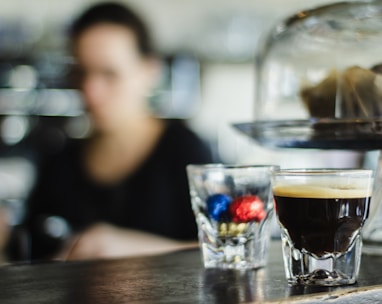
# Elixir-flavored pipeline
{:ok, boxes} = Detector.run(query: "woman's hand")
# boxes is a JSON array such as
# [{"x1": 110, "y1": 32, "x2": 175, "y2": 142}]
[{"x1": 57, "y1": 222, "x2": 197, "y2": 261}]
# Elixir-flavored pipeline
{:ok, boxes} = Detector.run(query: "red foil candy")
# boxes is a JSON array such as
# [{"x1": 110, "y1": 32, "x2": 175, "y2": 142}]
[{"x1": 230, "y1": 195, "x2": 266, "y2": 223}]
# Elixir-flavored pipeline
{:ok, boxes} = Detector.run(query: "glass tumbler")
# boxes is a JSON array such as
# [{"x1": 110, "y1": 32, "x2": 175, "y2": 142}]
[{"x1": 187, "y1": 164, "x2": 278, "y2": 269}]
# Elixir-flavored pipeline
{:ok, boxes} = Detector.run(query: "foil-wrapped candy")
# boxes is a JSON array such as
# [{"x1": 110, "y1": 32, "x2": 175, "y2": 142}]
[{"x1": 218, "y1": 222, "x2": 247, "y2": 237}]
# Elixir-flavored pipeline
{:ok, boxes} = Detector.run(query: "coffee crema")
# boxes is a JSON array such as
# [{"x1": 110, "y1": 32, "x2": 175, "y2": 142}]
[
  {"x1": 273, "y1": 184, "x2": 371, "y2": 257},
  {"x1": 273, "y1": 183, "x2": 372, "y2": 199}
]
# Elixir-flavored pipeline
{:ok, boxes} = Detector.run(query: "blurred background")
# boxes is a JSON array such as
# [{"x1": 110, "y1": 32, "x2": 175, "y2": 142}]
[{"x1": 0, "y1": 0, "x2": 361, "y2": 262}]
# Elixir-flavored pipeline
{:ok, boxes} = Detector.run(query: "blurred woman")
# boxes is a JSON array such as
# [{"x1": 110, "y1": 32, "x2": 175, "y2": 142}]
[{"x1": 24, "y1": 2, "x2": 212, "y2": 260}]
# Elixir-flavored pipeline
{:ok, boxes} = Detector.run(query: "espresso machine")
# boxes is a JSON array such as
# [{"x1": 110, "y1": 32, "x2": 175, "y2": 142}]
[{"x1": 235, "y1": 0, "x2": 382, "y2": 254}]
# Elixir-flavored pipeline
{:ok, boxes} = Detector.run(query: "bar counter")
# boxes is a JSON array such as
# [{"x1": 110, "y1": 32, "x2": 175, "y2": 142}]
[{"x1": 1, "y1": 241, "x2": 382, "y2": 303}]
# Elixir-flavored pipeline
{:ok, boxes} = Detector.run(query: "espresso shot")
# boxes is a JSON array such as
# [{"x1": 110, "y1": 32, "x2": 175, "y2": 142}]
[
  {"x1": 271, "y1": 169, "x2": 374, "y2": 286},
  {"x1": 274, "y1": 185, "x2": 371, "y2": 257}
]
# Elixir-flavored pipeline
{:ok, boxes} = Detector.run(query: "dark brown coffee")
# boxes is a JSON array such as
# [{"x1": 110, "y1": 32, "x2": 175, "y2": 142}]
[{"x1": 274, "y1": 185, "x2": 371, "y2": 257}]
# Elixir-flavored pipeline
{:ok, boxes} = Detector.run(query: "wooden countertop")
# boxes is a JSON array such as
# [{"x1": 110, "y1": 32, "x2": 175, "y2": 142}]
[{"x1": 1, "y1": 241, "x2": 382, "y2": 303}]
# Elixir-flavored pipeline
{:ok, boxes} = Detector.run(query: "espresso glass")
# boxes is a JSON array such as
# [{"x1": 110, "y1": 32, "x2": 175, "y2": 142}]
[
  {"x1": 187, "y1": 164, "x2": 278, "y2": 269},
  {"x1": 272, "y1": 169, "x2": 373, "y2": 286}
]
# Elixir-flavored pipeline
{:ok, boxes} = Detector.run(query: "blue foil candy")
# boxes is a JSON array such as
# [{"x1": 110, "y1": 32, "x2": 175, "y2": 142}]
[{"x1": 206, "y1": 194, "x2": 232, "y2": 221}]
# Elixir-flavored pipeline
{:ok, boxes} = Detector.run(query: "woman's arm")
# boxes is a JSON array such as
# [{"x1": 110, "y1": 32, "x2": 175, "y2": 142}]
[{"x1": 56, "y1": 222, "x2": 198, "y2": 261}]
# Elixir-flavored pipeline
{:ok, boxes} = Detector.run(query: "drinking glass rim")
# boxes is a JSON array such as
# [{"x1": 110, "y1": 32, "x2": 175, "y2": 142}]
[
  {"x1": 187, "y1": 163, "x2": 279, "y2": 171},
  {"x1": 272, "y1": 168, "x2": 373, "y2": 176}
]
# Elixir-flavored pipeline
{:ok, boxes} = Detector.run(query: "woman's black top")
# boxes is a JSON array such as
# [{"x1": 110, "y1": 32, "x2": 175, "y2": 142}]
[{"x1": 24, "y1": 120, "x2": 213, "y2": 259}]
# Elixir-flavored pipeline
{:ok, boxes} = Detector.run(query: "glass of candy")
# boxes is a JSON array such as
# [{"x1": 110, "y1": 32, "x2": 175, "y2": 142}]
[{"x1": 187, "y1": 164, "x2": 278, "y2": 269}]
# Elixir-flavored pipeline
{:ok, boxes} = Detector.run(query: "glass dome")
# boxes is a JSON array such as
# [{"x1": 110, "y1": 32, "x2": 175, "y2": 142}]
[
  {"x1": 256, "y1": 0, "x2": 382, "y2": 121},
  {"x1": 234, "y1": 0, "x2": 382, "y2": 150}
]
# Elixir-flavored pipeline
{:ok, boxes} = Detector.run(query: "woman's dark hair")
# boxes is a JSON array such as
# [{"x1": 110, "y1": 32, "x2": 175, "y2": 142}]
[{"x1": 69, "y1": 2, "x2": 155, "y2": 57}]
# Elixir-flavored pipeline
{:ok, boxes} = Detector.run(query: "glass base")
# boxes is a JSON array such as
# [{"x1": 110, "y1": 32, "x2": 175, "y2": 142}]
[
  {"x1": 197, "y1": 214, "x2": 273, "y2": 270},
  {"x1": 281, "y1": 232, "x2": 362, "y2": 286},
  {"x1": 288, "y1": 269, "x2": 355, "y2": 286},
  {"x1": 201, "y1": 234, "x2": 269, "y2": 270}
]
